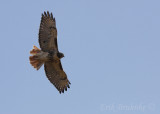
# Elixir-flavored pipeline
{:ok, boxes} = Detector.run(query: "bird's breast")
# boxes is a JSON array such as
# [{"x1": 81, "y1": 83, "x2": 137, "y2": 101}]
[{"x1": 48, "y1": 51, "x2": 59, "y2": 61}]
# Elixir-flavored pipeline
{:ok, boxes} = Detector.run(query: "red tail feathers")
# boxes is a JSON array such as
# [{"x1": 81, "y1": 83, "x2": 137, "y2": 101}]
[{"x1": 29, "y1": 46, "x2": 43, "y2": 70}]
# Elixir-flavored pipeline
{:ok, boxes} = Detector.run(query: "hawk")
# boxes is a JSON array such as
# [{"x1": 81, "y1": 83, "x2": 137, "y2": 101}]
[{"x1": 29, "y1": 11, "x2": 70, "y2": 93}]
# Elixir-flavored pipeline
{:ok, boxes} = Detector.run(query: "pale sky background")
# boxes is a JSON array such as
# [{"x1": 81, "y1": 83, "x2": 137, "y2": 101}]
[{"x1": 0, "y1": 0, "x2": 160, "y2": 114}]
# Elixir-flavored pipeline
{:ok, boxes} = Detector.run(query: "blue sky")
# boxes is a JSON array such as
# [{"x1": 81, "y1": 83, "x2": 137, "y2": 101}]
[{"x1": 0, "y1": 0, "x2": 160, "y2": 114}]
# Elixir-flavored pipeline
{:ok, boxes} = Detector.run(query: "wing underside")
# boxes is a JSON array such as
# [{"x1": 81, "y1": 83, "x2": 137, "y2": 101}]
[
  {"x1": 44, "y1": 61, "x2": 70, "y2": 93},
  {"x1": 39, "y1": 11, "x2": 58, "y2": 52}
]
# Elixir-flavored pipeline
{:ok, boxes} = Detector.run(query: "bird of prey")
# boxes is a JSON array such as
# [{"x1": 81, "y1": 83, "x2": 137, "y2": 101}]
[{"x1": 29, "y1": 11, "x2": 70, "y2": 93}]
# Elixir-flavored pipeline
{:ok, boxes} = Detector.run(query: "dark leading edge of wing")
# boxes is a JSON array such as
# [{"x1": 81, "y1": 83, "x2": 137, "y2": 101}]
[{"x1": 39, "y1": 11, "x2": 58, "y2": 52}]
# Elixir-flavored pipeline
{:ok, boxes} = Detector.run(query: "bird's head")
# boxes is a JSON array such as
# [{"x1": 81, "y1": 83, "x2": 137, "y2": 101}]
[{"x1": 57, "y1": 52, "x2": 64, "y2": 59}]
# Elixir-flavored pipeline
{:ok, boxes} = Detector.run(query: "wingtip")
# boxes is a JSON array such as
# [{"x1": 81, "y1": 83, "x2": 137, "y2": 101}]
[
  {"x1": 51, "y1": 13, "x2": 53, "y2": 19},
  {"x1": 44, "y1": 11, "x2": 47, "y2": 16},
  {"x1": 42, "y1": 11, "x2": 55, "y2": 21},
  {"x1": 47, "y1": 11, "x2": 50, "y2": 17},
  {"x1": 42, "y1": 13, "x2": 44, "y2": 17}
]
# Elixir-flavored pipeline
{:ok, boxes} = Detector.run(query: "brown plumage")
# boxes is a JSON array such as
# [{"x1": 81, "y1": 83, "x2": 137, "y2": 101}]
[{"x1": 29, "y1": 11, "x2": 70, "y2": 93}]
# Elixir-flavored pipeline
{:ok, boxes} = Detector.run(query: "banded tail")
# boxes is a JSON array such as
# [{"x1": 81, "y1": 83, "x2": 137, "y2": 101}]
[{"x1": 29, "y1": 46, "x2": 44, "y2": 70}]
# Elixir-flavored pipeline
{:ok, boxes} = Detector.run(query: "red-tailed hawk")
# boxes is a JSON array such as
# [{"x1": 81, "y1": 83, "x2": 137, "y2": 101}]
[{"x1": 29, "y1": 11, "x2": 70, "y2": 93}]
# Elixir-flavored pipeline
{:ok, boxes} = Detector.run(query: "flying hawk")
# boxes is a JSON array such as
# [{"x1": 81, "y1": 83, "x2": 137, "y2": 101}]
[{"x1": 29, "y1": 11, "x2": 70, "y2": 93}]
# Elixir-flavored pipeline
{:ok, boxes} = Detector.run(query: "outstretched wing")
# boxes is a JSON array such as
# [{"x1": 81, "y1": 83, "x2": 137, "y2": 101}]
[
  {"x1": 44, "y1": 61, "x2": 71, "y2": 93},
  {"x1": 39, "y1": 11, "x2": 58, "y2": 52}
]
